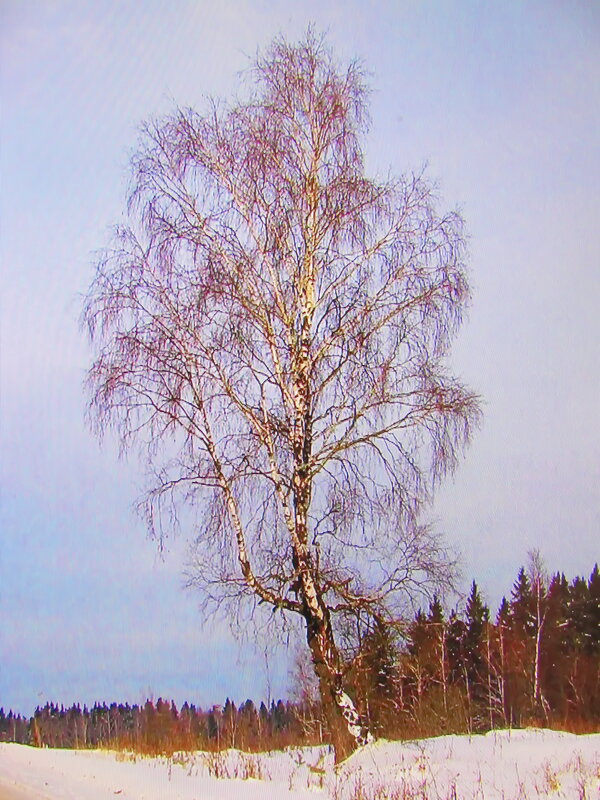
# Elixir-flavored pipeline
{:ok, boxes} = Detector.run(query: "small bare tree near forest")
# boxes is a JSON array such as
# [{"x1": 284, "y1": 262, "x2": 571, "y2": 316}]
[{"x1": 83, "y1": 31, "x2": 480, "y2": 759}]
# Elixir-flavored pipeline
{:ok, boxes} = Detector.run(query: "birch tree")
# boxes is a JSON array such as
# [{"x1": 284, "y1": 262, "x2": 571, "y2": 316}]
[
  {"x1": 83, "y1": 31, "x2": 480, "y2": 758},
  {"x1": 528, "y1": 549, "x2": 550, "y2": 719}
]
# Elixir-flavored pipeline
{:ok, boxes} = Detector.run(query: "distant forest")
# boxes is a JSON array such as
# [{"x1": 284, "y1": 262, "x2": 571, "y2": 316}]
[{"x1": 2, "y1": 561, "x2": 598, "y2": 752}]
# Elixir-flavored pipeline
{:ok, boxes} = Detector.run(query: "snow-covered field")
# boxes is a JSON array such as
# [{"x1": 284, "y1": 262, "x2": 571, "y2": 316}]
[{"x1": 1, "y1": 729, "x2": 599, "y2": 799}]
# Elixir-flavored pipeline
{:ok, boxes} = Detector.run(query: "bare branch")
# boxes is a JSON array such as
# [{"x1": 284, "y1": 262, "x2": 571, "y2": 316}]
[{"x1": 83, "y1": 29, "x2": 480, "y2": 757}]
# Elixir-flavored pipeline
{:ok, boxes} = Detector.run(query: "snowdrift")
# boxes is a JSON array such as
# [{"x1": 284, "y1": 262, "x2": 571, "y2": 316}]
[{"x1": 0, "y1": 728, "x2": 598, "y2": 799}]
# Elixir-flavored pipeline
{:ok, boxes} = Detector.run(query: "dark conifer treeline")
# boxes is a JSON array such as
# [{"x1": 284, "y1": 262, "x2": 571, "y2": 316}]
[
  {"x1": 0, "y1": 697, "x2": 308, "y2": 752},
  {"x1": 349, "y1": 563, "x2": 600, "y2": 738},
  {"x1": 1, "y1": 563, "x2": 598, "y2": 751}
]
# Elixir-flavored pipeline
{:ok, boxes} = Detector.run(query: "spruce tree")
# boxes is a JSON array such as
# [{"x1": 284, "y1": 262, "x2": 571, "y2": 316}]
[
  {"x1": 355, "y1": 620, "x2": 399, "y2": 735},
  {"x1": 510, "y1": 567, "x2": 535, "y2": 635},
  {"x1": 463, "y1": 581, "x2": 489, "y2": 727},
  {"x1": 568, "y1": 576, "x2": 590, "y2": 651},
  {"x1": 428, "y1": 595, "x2": 445, "y2": 624},
  {"x1": 586, "y1": 564, "x2": 600, "y2": 655},
  {"x1": 542, "y1": 572, "x2": 571, "y2": 715},
  {"x1": 445, "y1": 609, "x2": 466, "y2": 682}
]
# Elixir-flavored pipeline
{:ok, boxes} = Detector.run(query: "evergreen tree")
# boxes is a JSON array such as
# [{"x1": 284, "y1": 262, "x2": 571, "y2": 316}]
[
  {"x1": 510, "y1": 567, "x2": 535, "y2": 635},
  {"x1": 271, "y1": 699, "x2": 288, "y2": 733},
  {"x1": 238, "y1": 699, "x2": 259, "y2": 749},
  {"x1": 353, "y1": 620, "x2": 399, "y2": 736},
  {"x1": 446, "y1": 609, "x2": 467, "y2": 684},
  {"x1": 206, "y1": 708, "x2": 219, "y2": 741},
  {"x1": 568, "y1": 576, "x2": 590, "y2": 651},
  {"x1": 587, "y1": 564, "x2": 600, "y2": 655},
  {"x1": 541, "y1": 572, "x2": 571, "y2": 714},
  {"x1": 506, "y1": 567, "x2": 539, "y2": 721},
  {"x1": 465, "y1": 581, "x2": 488, "y2": 649},
  {"x1": 428, "y1": 595, "x2": 445, "y2": 624},
  {"x1": 258, "y1": 702, "x2": 270, "y2": 740},
  {"x1": 462, "y1": 581, "x2": 490, "y2": 728},
  {"x1": 407, "y1": 610, "x2": 430, "y2": 658}
]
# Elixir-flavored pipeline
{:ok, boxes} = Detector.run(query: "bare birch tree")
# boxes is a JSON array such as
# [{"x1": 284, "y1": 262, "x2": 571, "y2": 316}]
[
  {"x1": 82, "y1": 31, "x2": 480, "y2": 758},
  {"x1": 528, "y1": 548, "x2": 550, "y2": 719}
]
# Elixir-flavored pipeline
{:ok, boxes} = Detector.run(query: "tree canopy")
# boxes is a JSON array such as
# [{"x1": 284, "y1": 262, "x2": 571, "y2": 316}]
[{"x1": 83, "y1": 31, "x2": 480, "y2": 756}]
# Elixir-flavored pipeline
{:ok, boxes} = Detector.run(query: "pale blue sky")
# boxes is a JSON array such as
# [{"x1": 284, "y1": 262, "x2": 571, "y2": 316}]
[{"x1": 1, "y1": 0, "x2": 599, "y2": 716}]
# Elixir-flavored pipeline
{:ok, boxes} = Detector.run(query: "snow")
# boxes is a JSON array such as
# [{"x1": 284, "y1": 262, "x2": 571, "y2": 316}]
[
  {"x1": 0, "y1": 729, "x2": 598, "y2": 799},
  {"x1": 335, "y1": 729, "x2": 600, "y2": 799},
  {"x1": 334, "y1": 689, "x2": 374, "y2": 744}
]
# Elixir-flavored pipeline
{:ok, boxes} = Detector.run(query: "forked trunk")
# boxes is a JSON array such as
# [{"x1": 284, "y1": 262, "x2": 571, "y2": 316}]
[
  {"x1": 291, "y1": 279, "x2": 373, "y2": 760},
  {"x1": 304, "y1": 606, "x2": 373, "y2": 762}
]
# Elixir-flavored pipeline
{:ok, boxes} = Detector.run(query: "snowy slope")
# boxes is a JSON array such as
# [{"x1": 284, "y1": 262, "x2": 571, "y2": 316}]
[
  {"x1": 334, "y1": 729, "x2": 600, "y2": 798},
  {"x1": 0, "y1": 729, "x2": 598, "y2": 799}
]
